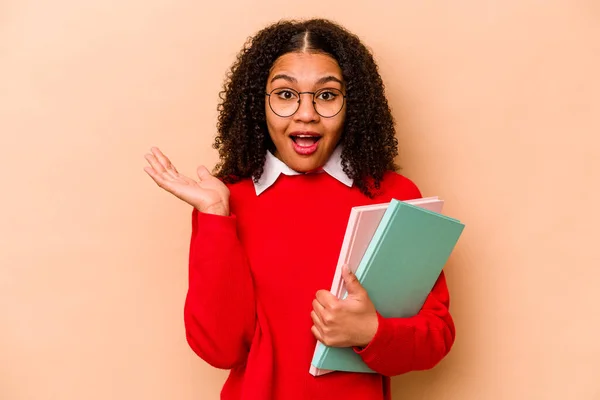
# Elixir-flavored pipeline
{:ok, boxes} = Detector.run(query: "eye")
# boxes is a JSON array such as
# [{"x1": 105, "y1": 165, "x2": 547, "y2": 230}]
[
  {"x1": 274, "y1": 89, "x2": 298, "y2": 101},
  {"x1": 316, "y1": 90, "x2": 339, "y2": 101}
]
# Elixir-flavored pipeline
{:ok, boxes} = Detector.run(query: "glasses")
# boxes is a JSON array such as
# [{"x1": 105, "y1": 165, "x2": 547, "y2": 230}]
[{"x1": 265, "y1": 87, "x2": 346, "y2": 118}]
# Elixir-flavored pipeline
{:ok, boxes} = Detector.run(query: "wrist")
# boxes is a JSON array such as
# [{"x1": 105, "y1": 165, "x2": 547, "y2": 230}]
[
  {"x1": 356, "y1": 312, "x2": 379, "y2": 347},
  {"x1": 202, "y1": 202, "x2": 229, "y2": 216}
]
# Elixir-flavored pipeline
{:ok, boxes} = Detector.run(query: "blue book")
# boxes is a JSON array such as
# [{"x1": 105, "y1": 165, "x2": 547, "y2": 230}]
[{"x1": 310, "y1": 199, "x2": 465, "y2": 373}]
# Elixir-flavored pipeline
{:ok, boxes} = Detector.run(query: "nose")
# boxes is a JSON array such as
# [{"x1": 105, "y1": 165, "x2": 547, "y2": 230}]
[{"x1": 293, "y1": 93, "x2": 319, "y2": 123}]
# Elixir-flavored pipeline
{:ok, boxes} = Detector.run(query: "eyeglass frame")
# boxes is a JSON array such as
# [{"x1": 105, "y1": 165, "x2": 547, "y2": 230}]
[{"x1": 264, "y1": 87, "x2": 347, "y2": 118}]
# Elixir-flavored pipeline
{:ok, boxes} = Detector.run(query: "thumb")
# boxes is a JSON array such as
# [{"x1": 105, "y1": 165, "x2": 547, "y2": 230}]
[
  {"x1": 342, "y1": 264, "x2": 363, "y2": 295},
  {"x1": 196, "y1": 165, "x2": 212, "y2": 181}
]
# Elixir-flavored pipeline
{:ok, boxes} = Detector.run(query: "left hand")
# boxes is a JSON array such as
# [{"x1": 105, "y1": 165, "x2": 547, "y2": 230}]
[{"x1": 311, "y1": 265, "x2": 379, "y2": 348}]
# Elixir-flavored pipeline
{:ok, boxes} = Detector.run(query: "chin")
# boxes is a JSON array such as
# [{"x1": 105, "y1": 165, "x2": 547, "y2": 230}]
[{"x1": 286, "y1": 157, "x2": 322, "y2": 173}]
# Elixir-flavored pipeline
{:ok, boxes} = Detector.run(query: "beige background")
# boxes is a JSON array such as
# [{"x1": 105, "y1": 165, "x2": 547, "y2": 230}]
[{"x1": 2, "y1": 0, "x2": 599, "y2": 399}]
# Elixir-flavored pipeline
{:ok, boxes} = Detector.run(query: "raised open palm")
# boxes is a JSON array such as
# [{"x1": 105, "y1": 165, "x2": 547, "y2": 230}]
[{"x1": 144, "y1": 147, "x2": 230, "y2": 216}]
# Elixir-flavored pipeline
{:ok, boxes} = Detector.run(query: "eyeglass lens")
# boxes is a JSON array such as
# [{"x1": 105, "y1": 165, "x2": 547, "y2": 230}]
[{"x1": 268, "y1": 88, "x2": 345, "y2": 118}]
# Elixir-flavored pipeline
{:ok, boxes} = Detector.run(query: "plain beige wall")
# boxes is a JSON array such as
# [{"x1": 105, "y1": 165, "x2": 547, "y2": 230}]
[{"x1": 1, "y1": 1, "x2": 599, "y2": 399}]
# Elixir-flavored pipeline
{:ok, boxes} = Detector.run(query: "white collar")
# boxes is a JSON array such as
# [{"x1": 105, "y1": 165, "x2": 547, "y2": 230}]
[{"x1": 253, "y1": 145, "x2": 353, "y2": 195}]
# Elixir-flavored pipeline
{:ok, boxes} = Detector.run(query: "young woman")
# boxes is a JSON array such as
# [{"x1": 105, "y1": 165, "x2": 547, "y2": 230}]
[{"x1": 144, "y1": 18, "x2": 455, "y2": 400}]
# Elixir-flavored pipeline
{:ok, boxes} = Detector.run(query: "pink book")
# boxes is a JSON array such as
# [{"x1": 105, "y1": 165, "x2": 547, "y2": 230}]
[{"x1": 309, "y1": 197, "x2": 445, "y2": 377}]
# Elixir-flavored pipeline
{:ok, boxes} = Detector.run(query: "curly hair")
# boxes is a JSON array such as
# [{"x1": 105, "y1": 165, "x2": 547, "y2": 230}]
[{"x1": 213, "y1": 18, "x2": 399, "y2": 197}]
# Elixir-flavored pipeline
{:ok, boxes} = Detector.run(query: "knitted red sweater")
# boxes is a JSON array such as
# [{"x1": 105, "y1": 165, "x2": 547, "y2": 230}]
[{"x1": 184, "y1": 171, "x2": 455, "y2": 400}]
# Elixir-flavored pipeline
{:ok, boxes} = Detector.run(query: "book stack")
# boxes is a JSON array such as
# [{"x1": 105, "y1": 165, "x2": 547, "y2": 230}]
[{"x1": 310, "y1": 197, "x2": 464, "y2": 376}]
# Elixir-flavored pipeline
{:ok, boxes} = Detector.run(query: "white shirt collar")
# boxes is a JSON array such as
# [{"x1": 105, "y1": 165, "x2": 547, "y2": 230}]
[{"x1": 253, "y1": 145, "x2": 353, "y2": 195}]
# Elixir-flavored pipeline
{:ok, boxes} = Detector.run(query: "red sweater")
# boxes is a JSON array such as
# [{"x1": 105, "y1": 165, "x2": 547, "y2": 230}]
[{"x1": 184, "y1": 171, "x2": 455, "y2": 400}]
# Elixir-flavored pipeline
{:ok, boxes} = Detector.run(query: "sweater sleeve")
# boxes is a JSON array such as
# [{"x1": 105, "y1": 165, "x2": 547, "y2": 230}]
[
  {"x1": 354, "y1": 271, "x2": 456, "y2": 376},
  {"x1": 183, "y1": 209, "x2": 256, "y2": 370}
]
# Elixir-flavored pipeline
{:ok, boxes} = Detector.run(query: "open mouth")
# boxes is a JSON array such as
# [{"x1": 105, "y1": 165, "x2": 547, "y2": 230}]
[
  {"x1": 289, "y1": 133, "x2": 322, "y2": 155},
  {"x1": 290, "y1": 134, "x2": 322, "y2": 147}
]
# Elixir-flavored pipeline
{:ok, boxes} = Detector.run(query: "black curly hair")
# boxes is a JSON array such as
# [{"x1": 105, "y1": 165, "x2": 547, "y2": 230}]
[{"x1": 213, "y1": 18, "x2": 399, "y2": 197}]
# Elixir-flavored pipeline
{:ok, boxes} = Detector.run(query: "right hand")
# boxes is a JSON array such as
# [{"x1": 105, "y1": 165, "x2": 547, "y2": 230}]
[{"x1": 144, "y1": 147, "x2": 230, "y2": 216}]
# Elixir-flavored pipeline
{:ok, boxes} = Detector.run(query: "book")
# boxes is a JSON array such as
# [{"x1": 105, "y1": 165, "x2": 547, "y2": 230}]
[
  {"x1": 329, "y1": 197, "x2": 444, "y2": 302},
  {"x1": 309, "y1": 197, "x2": 444, "y2": 377},
  {"x1": 309, "y1": 198, "x2": 464, "y2": 376}
]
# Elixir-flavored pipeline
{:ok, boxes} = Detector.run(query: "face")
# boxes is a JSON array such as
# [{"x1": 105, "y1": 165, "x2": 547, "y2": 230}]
[{"x1": 265, "y1": 52, "x2": 346, "y2": 172}]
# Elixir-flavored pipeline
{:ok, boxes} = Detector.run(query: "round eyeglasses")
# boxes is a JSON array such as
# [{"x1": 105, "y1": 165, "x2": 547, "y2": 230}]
[{"x1": 265, "y1": 87, "x2": 346, "y2": 118}]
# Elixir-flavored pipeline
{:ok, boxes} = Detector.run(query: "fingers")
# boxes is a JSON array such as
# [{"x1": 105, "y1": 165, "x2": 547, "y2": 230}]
[
  {"x1": 341, "y1": 264, "x2": 364, "y2": 296},
  {"x1": 311, "y1": 296, "x2": 325, "y2": 340},
  {"x1": 144, "y1": 147, "x2": 179, "y2": 188},
  {"x1": 196, "y1": 165, "x2": 212, "y2": 181},
  {"x1": 143, "y1": 165, "x2": 170, "y2": 189},
  {"x1": 313, "y1": 293, "x2": 337, "y2": 334},
  {"x1": 151, "y1": 147, "x2": 172, "y2": 170},
  {"x1": 315, "y1": 289, "x2": 337, "y2": 309},
  {"x1": 152, "y1": 147, "x2": 179, "y2": 176},
  {"x1": 311, "y1": 309, "x2": 324, "y2": 327},
  {"x1": 145, "y1": 147, "x2": 180, "y2": 179},
  {"x1": 312, "y1": 298, "x2": 327, "y2": 323},
  {"x1": 145, "y1": 152, "x2": 167, "y2": 174},
  {"x1": 311, "y1": 324, "x2": 324, "y2": 343}
]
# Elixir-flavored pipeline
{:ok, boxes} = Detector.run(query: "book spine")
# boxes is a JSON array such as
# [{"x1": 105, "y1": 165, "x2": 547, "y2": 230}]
[{"x1": 355, "y1": 199, "x2": 400, "y2": 282}]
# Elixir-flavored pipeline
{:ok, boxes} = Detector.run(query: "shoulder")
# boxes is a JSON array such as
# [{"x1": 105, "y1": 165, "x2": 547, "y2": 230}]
[
  {"x1": 223, "y1": 177, "x2": 255, "y2": 198},
  {"x1": 377, "y1": 171, "x2": 422, "y2": 200},
  {"x1": 222, "y1": 177, "x2": 258, "y2": 214}
]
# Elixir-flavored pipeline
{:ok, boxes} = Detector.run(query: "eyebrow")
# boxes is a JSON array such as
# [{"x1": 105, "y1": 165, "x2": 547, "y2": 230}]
[
  {"x1": 316, "y1": 75, "x2": 344, "y2": 86},
  {"x1": 270, "y1": 74, "x2": 297, "y2": 84},
  {"x1": 270, "y1": 74, "x2": 344, "y2": 86}
]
